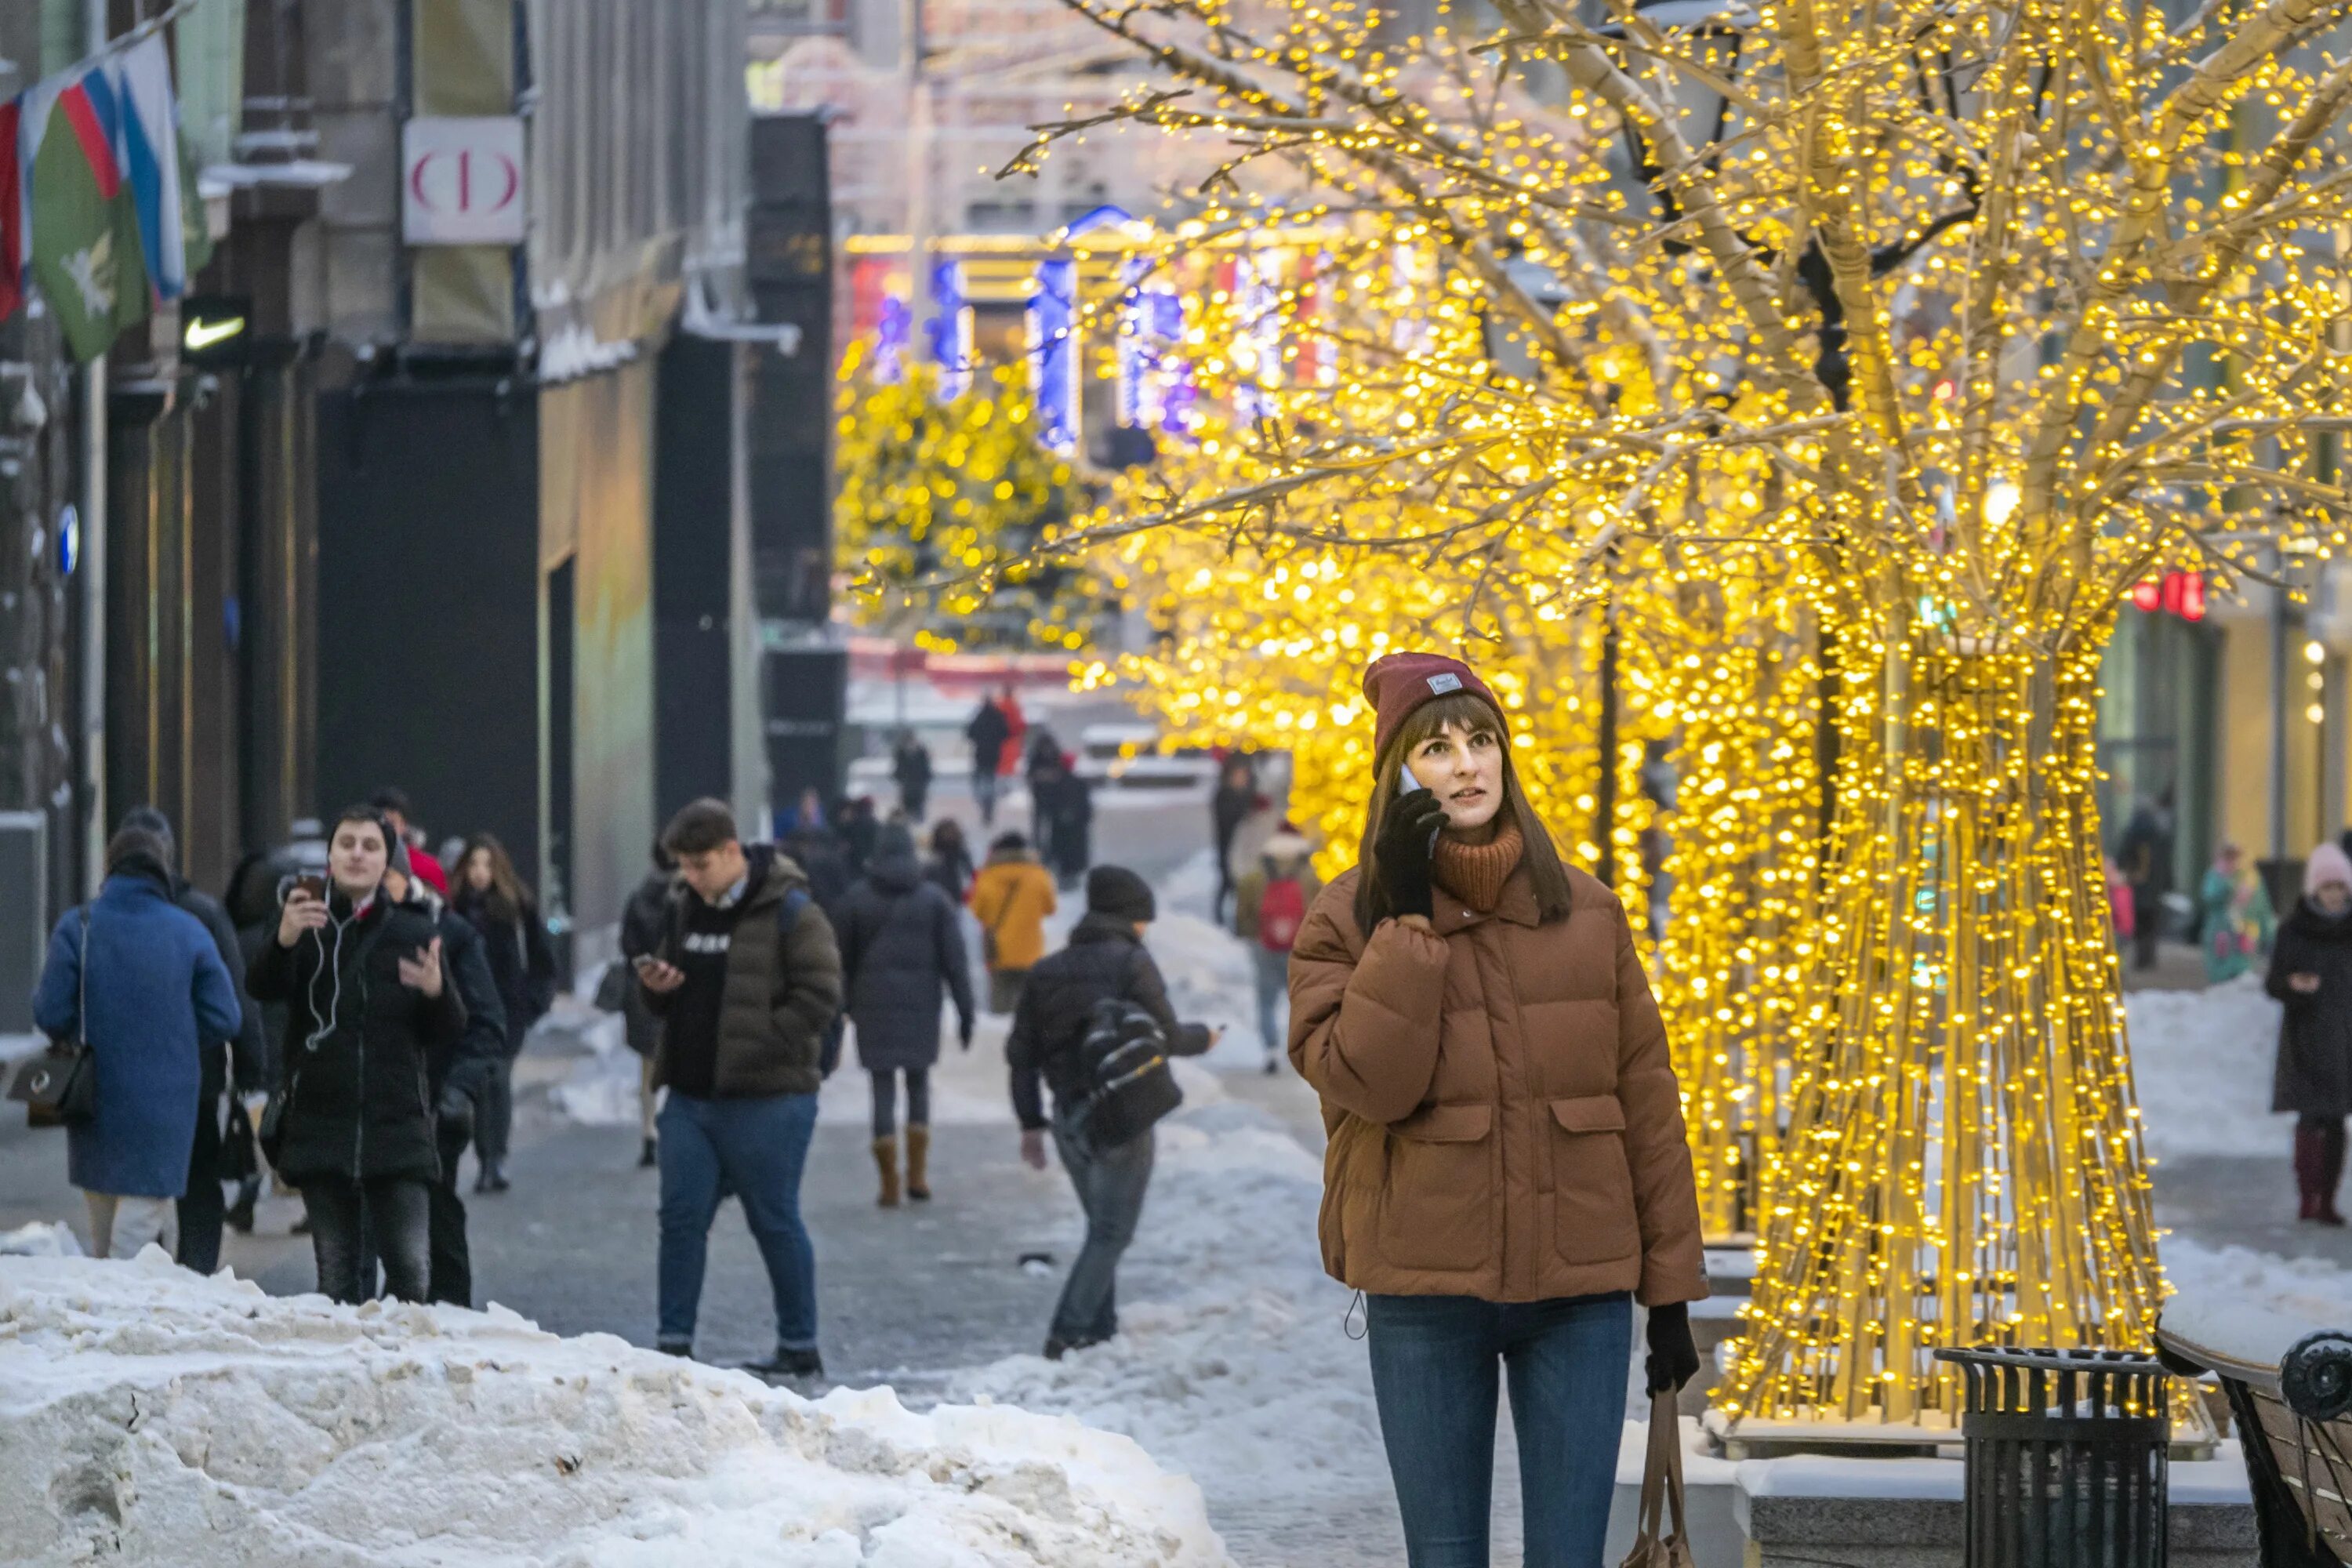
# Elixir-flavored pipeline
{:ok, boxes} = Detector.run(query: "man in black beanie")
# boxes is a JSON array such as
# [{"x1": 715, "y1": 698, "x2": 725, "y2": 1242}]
[{"x1": 1005, "y1": 863, "x2": 1218, "y2": 1357}]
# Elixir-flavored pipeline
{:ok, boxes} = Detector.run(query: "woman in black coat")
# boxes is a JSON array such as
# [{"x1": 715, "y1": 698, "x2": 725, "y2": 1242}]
[
  {"x1": 452, "y1": 833, "x2": 557, "y2": 1195},
  {"x1": 836, "y1": 824, "x2": 975, "y2": 1207},
  {"x1": 246, "y1": 807, "x2": 465, "y2": 1303},
  {"x1": 2268, "y1": 842, "x2": 2352, "y2": 1226}
]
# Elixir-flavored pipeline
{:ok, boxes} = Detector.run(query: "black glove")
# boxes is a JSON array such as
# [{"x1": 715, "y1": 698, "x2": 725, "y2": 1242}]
[
  {"x1": 958, "y1": 1014, "x2": 975, "y2": 1051},
  {"x1": 1646, "y1": 1302, "x2": 1700, "y2": 1396},
  {"x1": 1374, "y1": 790, "x2": 1448, "y2": 921}
]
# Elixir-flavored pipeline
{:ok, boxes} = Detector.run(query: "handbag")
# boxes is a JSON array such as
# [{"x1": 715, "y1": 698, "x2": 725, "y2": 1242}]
[
  {"x1": 1618, "y1": 1392, "x2": 1697, "y2": 1568},
  {"x1": 979, "y1": 881, "x2": 1019, "y2": 971},
  {"x1": 593, "y1": 957, "x2": 633, "y2": 1014},
  {"x1": 7, "y1": 907, "x2": 97, "y2": 1127}
]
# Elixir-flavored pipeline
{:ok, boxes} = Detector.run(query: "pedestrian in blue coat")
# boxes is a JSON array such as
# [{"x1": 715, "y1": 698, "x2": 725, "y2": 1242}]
[{"x1": 33, "y1": 827, "x2": 242, "y2": 1258}]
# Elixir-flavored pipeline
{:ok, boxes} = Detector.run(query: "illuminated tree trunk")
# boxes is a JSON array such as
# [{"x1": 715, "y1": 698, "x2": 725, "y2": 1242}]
[
  {"x1": 1720, "y1": 615, "x2": 2167, "y2": 1426},
  {"x1": 1654, "y1": 622, "x2": 1821, "y2": 1240}
]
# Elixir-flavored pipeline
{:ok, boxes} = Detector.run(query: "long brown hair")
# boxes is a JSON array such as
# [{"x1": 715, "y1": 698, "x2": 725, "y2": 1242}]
[
  {"x1": 1352, "y1": 691, "x2": 1575, "y2": 931},
  {"x1": 459, "y1": 833, "x2": 535, "y2": 922}
]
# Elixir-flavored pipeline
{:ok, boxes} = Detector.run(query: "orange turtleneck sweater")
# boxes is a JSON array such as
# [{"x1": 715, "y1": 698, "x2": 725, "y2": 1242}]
[{"x1": 1432, "y1": 820, "x2": 1524, "y2": 913}]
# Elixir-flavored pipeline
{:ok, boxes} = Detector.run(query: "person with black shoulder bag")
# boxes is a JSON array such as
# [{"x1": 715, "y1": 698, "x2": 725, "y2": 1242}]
[
  {"x1": 20, "y1": 828, "x2": 242, "y2": 1259},
  {"x1": 1004, "y1": 866, "x2": 1220, "y2": 1359}
]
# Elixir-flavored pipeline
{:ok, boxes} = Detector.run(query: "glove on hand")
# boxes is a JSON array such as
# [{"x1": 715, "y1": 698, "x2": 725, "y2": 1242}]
[
  {"x1": 1374, "y1": 790, "x2": 1449, "y2": 922},
  {"x1": 1646, "y1": 1301, "x2": 1700, "y2": 1396}
]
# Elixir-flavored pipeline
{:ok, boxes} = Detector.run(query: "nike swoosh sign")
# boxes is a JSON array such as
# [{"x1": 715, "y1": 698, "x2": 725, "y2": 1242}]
[{"x1": 184, "y1": 315, "x2": 247, "y2": 350}]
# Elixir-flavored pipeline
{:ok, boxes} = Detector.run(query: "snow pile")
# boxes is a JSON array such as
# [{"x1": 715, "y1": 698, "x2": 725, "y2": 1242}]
[
  {"x1": 2163, "y1": 1236, "x2": 2352, "y2": 1334},
  {"x1": 0, "y1": 1249, "x2": 1228, "y2": 1567},
  {"x1": 2125, "y1": 975, "x2": 2285, "y2": 1160},
  {"x1": 949, "y1": 1095, "x2": 1400, "y2": 1557},
  {"x1": 0, "y1": 1221, "x2": 81, "y2": 1258}
]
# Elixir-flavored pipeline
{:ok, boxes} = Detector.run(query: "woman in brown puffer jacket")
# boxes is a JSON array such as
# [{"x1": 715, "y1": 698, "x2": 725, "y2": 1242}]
[{"x1": 1288, "y1": 652, "x2": 1707, "y2": 1568}]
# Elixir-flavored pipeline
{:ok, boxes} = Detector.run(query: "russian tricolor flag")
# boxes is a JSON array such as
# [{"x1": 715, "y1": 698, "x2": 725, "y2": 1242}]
[{"x1": 111, "y1": 35, "x2": 186, "y2": 303}]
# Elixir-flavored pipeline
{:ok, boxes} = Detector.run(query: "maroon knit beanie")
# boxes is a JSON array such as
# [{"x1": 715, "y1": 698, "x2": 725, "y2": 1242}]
[{"x1": 1362, "y1": 652, "x2": 1508, "y2": 765}]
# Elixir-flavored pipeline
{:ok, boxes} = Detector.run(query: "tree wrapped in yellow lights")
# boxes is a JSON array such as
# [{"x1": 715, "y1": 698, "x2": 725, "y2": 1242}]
[
  {"x1": 833, "y1": 344, "x2": 1100, "y2": 650},
  {"x1": 1021, "y1": 0, "x2": 2352, "y2": 1429}
]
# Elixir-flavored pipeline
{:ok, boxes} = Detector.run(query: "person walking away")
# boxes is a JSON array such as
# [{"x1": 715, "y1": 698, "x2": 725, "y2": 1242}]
[
  {"x1": 1007, "y1": 866, "x2": 1218, "y2": 1356},
  {"x1": 837, "y1": 824, "x2": 976, "y2": 1205},
  {"x1": 381, "y1": 843, "x2": 506, "y2": 1306},
  {"x1": 966, "y1": 695, "x2": 1013, "y2": 827},
  {"x1": 924, "y1": 818, "x2": 977, "y2": 903},
  {"x1": 115, "y1": 808, "x2": 268, "y2": 1274},
  {"x1": 247, "y1": 806, "x2": 466, "y2": 1303},
  {"x1": 370, "y1": 786, "x2": 450, "y2": 896},
  {"x1": 1233, "y1": 820, "x2": 1320, "y2": 1075},
  {"x1": 636, "y1": 799, "x2": 844, "y2": 1380},
  {"x1": 452, "y1": 833, "x2": 558, "y2": 1194},
  {"x1": 892, "y1": 732, "x2": 935, "y2": 823},
  {"x1": 2201, "y1": 841, "x2": 2275, "y2": 985},
  {"x1": 1024, "y1": 731, "x2": 1065, "y2": 863},
  {"x1": 34, "y1": 828, "x2": 242, "y2": 1260},
  {"x1": 619, "y1": 839, "x2": 676, "y2": 1168},
  {"x1": 2267, "y1": 841, "x2": 2352, "y2": 1226},
  {"x1": 837, "y1": 796, "x2": 881, "y2": 876},
  {"x1": 780, "y1": 787, "x2": 828, "y2": 837},
  {"x1": 1036, "y1": 754, "x2": 1095, "y2": 890},
  {"x1": 970, "y1": 831, "x2": 1057, "y2": 1014},
  {"x1": 1210, "y1": 757, "x2": 1261, "y2": 927},
  {"x1": 2116, "y1": 787, "x2": 2176, "y2": 971},
  {"x1": 1288, "y1": 652, "x2": 1707, "y2": 1567},
  {"x1": 784, "y1": 821, "x2": 855, "y2": 916}
]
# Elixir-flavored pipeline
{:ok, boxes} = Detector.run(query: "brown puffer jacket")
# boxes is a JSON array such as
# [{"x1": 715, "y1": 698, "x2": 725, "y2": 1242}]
[{"x1": 1288, "y1": 863, "x2": 1708, "y2": 1306}]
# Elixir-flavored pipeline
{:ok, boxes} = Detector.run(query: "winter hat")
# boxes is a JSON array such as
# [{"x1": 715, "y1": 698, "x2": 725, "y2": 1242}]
[
  {"x1": 1265, "y1": 820, "x2": 1313, "y2": 860},
  {"x1": 874, "y1": 823, "x2": 917, "y2": 863},
  {"x1": 1087, "y1": 865, "x2": 1156, "y2": 924},
  {"x1": 1362, "y1": 652, "x2": 1508, "y2": 766},
  {"x1": 118, "y1": 805, "x2": 178, "y2": 870},
  {"x1": 2306, "y1": 841, "x2": 2352, "y2": 896},
  {"x1": 103, "y1": 826, "x2": 173, "y2": 887}
]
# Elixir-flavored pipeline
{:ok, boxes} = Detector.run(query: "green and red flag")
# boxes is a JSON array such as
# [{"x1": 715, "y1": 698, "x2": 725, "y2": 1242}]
[{"x1": 20, "y1": 64, "x2": 149, "y2": 362}]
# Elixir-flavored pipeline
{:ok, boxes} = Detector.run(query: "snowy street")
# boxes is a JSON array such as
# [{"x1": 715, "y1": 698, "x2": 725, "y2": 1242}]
[{"x1": 2, "y1": 851, "x2": 2350, "y2": 1563}]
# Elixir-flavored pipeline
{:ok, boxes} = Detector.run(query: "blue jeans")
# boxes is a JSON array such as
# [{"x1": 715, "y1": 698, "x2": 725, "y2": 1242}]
[
  {"x1": 1047, "y1": 1122, "x2": 1154, "y2": 1344},
  {"x1": 657, "y1": 1092, "x2": 819, "y2": 1352},
  {"x1": 1251, "y1": 946, "x2": 1289, "y2": 1058},
  {"x1": 1365, "y1": 1291, "x2": 1632, "y2": 1568}
]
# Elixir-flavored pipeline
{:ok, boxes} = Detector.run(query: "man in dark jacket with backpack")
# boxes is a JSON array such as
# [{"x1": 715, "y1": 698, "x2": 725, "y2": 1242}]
[{"x1": 1006, "y1": 865, "x2": 1217, "y2": 1358}]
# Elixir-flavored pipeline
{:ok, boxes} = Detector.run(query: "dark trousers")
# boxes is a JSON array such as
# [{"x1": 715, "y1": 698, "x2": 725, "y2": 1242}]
[
  {"x1": 1364, "y1": 1291, "x2": 1632, "y2": 1568},
  {"x1": 869, "y1": 1067, "x2": 931, "y2": 1137},
  {"x1": 901, "y1": 783, "x2": 928, "y2": 822},
  {"x1": 1047, "y1": 1123, "x2": 1153, "y2": 1345},
  {"x1": 307, "y1": 1174, "x2": 431, "y2": 1304},
  {"x1": 1213, "y1": 841, "x2": 1239, "y2": 925},
  {"x1": 472, "y1": 1054, "x2": 515, "y2": 1166},
  {"x1": 429, "y1": 1116, "x2": 474, "y2": 1305},
  {"x1": 176, "y1": 1088, "x2": 227, "y2": 1275},
  {"x1": 657, "y1": 1091, "x2": 820, "y2": 1351},
  {"x1": 2132, "y1": 890, "x2": 2163, "y2": 968}
]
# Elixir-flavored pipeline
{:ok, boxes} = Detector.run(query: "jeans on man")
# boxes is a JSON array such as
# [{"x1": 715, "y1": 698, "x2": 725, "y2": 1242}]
[
  {"x1": 428, "y1": 1115, "x2": 474, "y2": 1305},
  {"x1": 307, "y1": 1174, "x2": 431, "y2": 1303},
  {"x1": 176, "y1": 1087, "x2": 228, "y2": 1274},
  {"x1": 657, "y1": 1091, "x2": 819, "y2": 1352},
  {"x1": 1047, "y1": 1122, "x2": 1154, "y2": 1345},
  {"x1": 1250, "y1": 946, "x2": 1290, "y2": 1061},
  {"x1": 973, "y1": 771, "x2": 1000, "y2": 826},
  {"x1": 1363, "y1": 1291, "x2": 1632, "y2": 1568}
]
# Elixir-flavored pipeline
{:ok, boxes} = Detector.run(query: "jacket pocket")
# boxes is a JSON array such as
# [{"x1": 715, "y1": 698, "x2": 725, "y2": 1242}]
[
  {"x1": 1548, "y1": 1094, "x2": 1640, "y2": 1265},
  {"x1": 1376, "y1": 1102, "x2": 1493, "y2": 1272}
]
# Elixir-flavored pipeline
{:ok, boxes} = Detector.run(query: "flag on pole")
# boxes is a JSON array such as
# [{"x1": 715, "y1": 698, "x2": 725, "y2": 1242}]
[
  {"x1": 0, "y1": 99, "x2": 24, "y2": 325},
  {"x1": 22, "y1": 61, "x2": 149, "y2": 361},
  {"x1": 111, "y1": 34, "x2": 186, "y2": 302}
]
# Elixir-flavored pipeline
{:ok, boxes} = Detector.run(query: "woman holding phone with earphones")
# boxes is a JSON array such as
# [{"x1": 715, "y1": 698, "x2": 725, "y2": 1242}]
[
  {"x1": 247, "y1": 804, "x2": 466, "y2": 1303},
  {"x1": 1287, "y1": 652, "x2": 1707, "y2": 1568}
]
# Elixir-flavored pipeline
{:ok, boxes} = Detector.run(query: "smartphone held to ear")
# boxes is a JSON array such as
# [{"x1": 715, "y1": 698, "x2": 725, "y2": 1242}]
[{"x1": 1399, "y1": 760, "x2": 1427, "y2": 795}]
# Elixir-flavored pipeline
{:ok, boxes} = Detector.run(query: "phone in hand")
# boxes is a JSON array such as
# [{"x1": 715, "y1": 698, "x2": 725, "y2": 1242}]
[
  {"x1": 291, "y1": 873, "x2": 327, "y2": 902},
  {"x1": 633, "y1": 953, "x2": 659, "y2": 973},
  {"x1": 1399, "y1": 760, "x2": 1427, "y2": 795}
]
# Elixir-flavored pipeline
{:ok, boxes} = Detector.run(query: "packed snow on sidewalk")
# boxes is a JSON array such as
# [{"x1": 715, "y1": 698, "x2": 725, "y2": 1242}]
[
  {"x1": 2124, "y1": 975, "x2": 2290, "y2": 1160},
  {"x1": 0, "y1": 1249, "x2": 1225, "y2": 1567}
]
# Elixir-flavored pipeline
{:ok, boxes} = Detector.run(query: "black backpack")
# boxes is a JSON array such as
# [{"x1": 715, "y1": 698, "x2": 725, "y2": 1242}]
[{"x1": 1068, "y1": 995, "x2": 1184, "y2": 1156}]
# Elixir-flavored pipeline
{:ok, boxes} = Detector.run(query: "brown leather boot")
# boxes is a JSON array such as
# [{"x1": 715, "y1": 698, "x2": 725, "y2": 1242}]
[
  {"x1": 906, "y1": 1125, "x2": 932, "y2": 1202},
  {"x1": 2296, "y1": 1123, "x2": 2325, "y2": 1221},
  {"x1": 873, "y1": 1136, "x2": 901, "y2": 1207}
]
